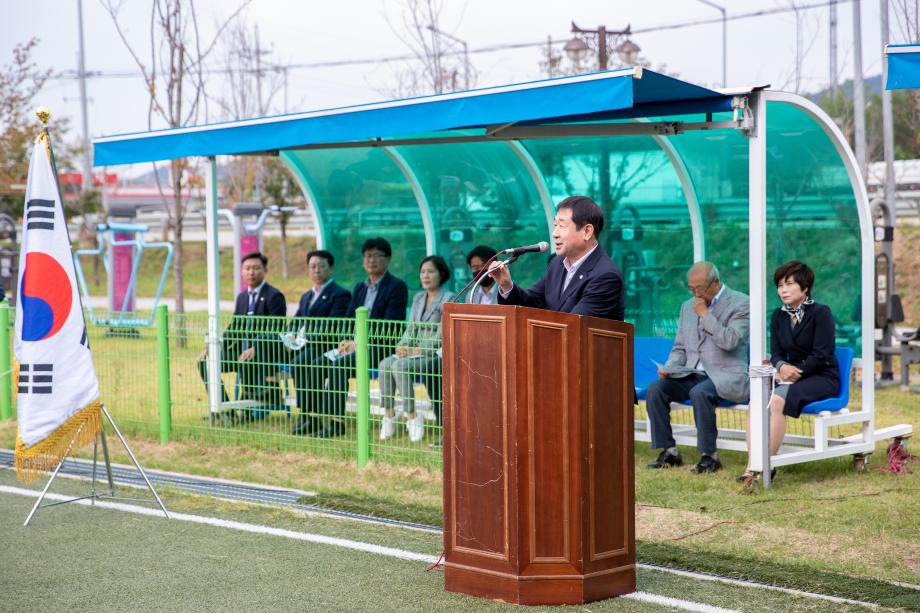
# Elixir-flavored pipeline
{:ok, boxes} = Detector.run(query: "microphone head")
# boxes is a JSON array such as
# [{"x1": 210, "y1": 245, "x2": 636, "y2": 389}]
[{"x1": 538, "y1": 241, "x2": 549, "y2": 253}]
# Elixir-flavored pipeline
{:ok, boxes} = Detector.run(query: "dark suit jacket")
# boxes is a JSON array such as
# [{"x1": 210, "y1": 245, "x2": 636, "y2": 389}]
[
  {"x1": 294, "y1": 281, "x2": 351, "y2": 318},
  {"x1": 224, "y1": 282, "x2": 287, "y2": 362},
  {"x1": 499, "y1": 245, "x2": 624, "y2": 321},
  {"x1": 347, "y1": 271, "x2": 409, "y2": 320},
  {"x1": 769, "y1": 302, "x2": 839, "y2": 416},
  {"x1": 291, "y1": 281, "x2": 351, "y2": 352},
  {"x1": 347, "y1": 271, "x2": 409, "y2": 363}
]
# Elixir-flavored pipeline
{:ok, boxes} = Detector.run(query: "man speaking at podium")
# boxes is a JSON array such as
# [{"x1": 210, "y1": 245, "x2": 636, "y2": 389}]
[{"x1": 488, "y1": 196, "x2": 624, "y2": 321}]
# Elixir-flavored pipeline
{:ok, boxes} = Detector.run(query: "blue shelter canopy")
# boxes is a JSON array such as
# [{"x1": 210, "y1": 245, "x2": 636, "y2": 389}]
[
  {"x1": 93, "y1": 68, "x2": 730, "y2": 166},
  {"x1": 89, "y1": 65, "x2": 901, "y2": 474},
  {"x1": 886, "y1": 44, "x2": 920, "y2": 90}
]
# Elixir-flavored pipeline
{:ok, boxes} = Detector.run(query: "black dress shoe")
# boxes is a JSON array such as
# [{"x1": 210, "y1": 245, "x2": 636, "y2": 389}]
[
  {"x1": 647, "y1": 450, "x2": 684, "y2": 469},
  {"x1": 291, "y1": 415, "x2": 318, "y2": 436},
  {"x1": 691, "y1": 455, "x2": 723, "y2": 474},
  {"x1": 317, "y1": 421, "x2": 346, "y2": 438}
]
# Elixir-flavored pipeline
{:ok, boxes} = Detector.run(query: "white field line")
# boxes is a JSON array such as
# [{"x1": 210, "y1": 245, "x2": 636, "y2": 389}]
[
  {"x1": 0, "y1": 485, "x2": 434, "y2": 563},
  {"x1": 622, "y1": 592, "x2": 738, "y2": 613},
  {"x1": 1, "y1": 485, "x2": 738, "y2": 613},
  {"x1": 637, "y1": 563, "x2": 878, "y2": 609},
  {"x1": 0, "y1": 486, "x2": 887, "y2": 611}
]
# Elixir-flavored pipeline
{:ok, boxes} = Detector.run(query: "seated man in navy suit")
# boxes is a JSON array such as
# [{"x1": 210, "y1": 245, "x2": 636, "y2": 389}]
[
  {"x1": 289, "y1": 250, "x2": 352, "y2": 435},
  {"x1": 489, "y1": 196, "x2": 624, "y2": 321},
  {"x1": 308, "y1": 238, "x2": 409, "y2": 438},
  {"x1": 197, "y1": 251, "x2": 287, "y2": 421}
]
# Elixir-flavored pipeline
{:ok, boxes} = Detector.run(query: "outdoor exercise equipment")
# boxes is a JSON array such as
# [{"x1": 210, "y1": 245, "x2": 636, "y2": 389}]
[
  {"x1": 219, "y1": 203, "x2": 297, "y2": 296},
  {"x1": 0, "y1": 213, "x2": 19, "y2": 303},
  {"x1": 872, "y1": 198, "x2": 920, "y2": 390},
  {"x1": 74, "y1": 203, "x2": 173, "y2": 328}
]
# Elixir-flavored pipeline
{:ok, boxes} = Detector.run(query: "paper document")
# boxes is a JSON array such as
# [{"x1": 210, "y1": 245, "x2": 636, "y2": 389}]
[
  {"x1": 280, "y1": 327, "x2": 307, "y2": 351},
  {"x1": 651, "y1": 358, "x2": 700, "y2": 377},
  {"x1": 324, "y1": 348, "x2": 340, "y2": 362}
]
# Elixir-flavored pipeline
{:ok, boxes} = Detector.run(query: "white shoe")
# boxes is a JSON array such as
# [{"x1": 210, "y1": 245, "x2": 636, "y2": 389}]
[
  {"x1": 407, "y1": 415, "x2": 425, "y2": 443},
  {"x1": 379, "y1": 415, "x2": 397, "y2": 440}
]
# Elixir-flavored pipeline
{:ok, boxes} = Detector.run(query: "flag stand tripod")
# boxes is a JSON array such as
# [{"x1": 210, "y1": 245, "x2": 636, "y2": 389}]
[{"x1": 23, "y1": 404, "x2": 170, "y2": 526}]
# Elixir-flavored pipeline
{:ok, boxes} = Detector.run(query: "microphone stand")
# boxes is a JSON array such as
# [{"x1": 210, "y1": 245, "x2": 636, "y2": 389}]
[{"x1": 465, "y1": 255, "x2": 517, "y2": 304}]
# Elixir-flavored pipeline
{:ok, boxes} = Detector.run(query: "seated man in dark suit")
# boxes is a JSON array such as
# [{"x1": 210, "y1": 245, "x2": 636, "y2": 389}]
[
  {"x1": 289, "y1": 250, "x2": 351, "y2": 435},
  {"x1": 309, "y1": 237, "x2": 409, "y2": 438},
  {"x1": 197, "y1": 251, "x2": 287, "y2": 421},
  {"x1": 489, "y1": 195, "x2": 624, "y2": 321}
]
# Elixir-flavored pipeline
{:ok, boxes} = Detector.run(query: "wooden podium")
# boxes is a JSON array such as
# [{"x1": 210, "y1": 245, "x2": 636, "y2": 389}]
[{"x1": 441, "y1": 304, "x2": 635, "y2": 605}]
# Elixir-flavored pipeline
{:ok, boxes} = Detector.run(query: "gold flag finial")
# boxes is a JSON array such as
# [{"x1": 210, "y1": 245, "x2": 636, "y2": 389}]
[
  {"x1": 36, "y1": 106, "x2": 51, "y2": 125},
  {"x1": 34, "y1": 106, "x2": 52, "y2": 154}
]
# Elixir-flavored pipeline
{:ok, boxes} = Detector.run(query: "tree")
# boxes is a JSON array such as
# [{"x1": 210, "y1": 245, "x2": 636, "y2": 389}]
[
  {"x1": 102, "y1": 0, "x2": 251, "y2": 318},
  {"x1": 0, "y1": 39, "x2": 52, "y2": 215},
  {"x1": 215, "y1": 20, "x2": 298, "y2": 278},
  {"x1": 384, "y1": 0, "x2": 475, "y2": 97}
]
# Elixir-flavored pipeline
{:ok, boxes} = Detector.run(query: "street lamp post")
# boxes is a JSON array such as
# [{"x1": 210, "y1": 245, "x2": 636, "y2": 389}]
[
  {"x1": 695, "y1": 0, "x2": 727, "y2": 88},
  {"x1": 567, "y1": 22, "x2": 638, "y2": 70}
]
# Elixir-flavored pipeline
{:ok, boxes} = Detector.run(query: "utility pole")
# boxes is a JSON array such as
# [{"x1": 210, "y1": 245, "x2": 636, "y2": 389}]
[
  {"x1": 829, "y1": 0, "x2": 838, "y2": 92},
  {"x1": 427, "y1": 26, "x2": 470, "y2": 91},
  {"x1": 255, "y1": 24, "x2": 263, "y2": 115},
  {"x1": 566, "y1": 23, "x2": 638, "y2": 253},
  {"x1": 76, "y1": 0, "x2": 92, "y2": 191},
  {"x1": 852, "y1": 0, "x2": 868, "y2": 180},
  {"x1": 880, "y1": 0, "x2": 896, "y2": 220}
]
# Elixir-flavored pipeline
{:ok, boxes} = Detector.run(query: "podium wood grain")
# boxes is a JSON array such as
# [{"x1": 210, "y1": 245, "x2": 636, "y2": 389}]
[{"x1": 442, "y1": 304, "x2": 635, "y2": 605}]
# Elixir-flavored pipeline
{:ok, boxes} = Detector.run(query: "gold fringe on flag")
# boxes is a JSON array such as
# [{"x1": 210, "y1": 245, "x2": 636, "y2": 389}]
[{"x1": 15, "y1": 401, "x2": 102, "y2": 483}]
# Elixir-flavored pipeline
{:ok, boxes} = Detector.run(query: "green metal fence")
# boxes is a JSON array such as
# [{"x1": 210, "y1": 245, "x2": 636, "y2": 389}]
[
  {"x1": 0, "y1": 301, "x2": 832, "y2": 465},
  {"x1": 0, "y1": 306, "x2": 443, "y2": 468}
]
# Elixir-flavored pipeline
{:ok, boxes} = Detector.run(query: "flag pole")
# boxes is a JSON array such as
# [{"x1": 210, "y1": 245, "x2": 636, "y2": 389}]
[
  {"x1": 20, "y1": 108, "x2": 170, "y2": 525},
  {"x1": 24, "y1": 421, "x2": 87, "y2": 526}
]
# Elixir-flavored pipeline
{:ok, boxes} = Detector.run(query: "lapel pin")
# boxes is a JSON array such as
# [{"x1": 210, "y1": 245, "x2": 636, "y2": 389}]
[{"x1": 579, "y1": 274, "x2": 584, "y2": 280}]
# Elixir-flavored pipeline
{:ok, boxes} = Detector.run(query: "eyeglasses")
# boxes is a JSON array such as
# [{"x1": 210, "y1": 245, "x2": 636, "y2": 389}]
[
  {"x1": 363, "y1": 253, "x2": 388, "y2": 261},
  {"x1": 687, "y1": 279, "x2": 715, "y2": 294}
]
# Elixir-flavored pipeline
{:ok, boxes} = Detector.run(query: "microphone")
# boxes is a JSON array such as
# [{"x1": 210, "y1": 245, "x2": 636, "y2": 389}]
[{"x1": 501, "y1": 241, "x2": 549, "y2": 256}]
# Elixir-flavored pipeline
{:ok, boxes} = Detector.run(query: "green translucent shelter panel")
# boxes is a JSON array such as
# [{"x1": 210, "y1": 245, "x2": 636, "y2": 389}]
[
  {"x1": 391, "y1": 141, "x2": 550, "y2": 289},
  {"x1": 282, "y1": 148, "x2": 426, "y2": 289},
  {"x1": 660, "y1": 113, "x2": 752, "y2": 294},
  {"x1": 522, "y1": 136, "x2": 694, "y2": 337},
  {"x1": 764, "y1": 101, "x2": 862, "y2": 349}
]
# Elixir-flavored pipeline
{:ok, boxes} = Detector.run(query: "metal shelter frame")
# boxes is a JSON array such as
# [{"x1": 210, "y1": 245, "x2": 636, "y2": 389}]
[{"x1": 93, "y1": 68, "x2": 912, "y2": 479}]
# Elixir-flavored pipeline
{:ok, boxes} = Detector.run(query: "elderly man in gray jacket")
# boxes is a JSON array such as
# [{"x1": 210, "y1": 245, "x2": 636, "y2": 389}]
[{"x1": 646, "y1": 262, "x2": 750, "y2": 474}]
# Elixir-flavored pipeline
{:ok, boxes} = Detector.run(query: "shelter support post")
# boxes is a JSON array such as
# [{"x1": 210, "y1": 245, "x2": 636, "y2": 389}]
[
  {"x1": 747, "y1": 92, "x2": 770, "y2": 485},
  {"x1": 204, "y1": 156, "x2": 222, "y2": 422}
]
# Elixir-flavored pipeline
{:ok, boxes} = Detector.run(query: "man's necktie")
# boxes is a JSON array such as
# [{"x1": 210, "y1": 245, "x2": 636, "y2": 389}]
[{"x1": 243, "y1": 290, "x2": 258, "y2": 351}]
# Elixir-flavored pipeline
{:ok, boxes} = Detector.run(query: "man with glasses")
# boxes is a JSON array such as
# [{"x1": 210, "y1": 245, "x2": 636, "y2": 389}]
[
  {"x1": 308, "y1": 237, "x2": 408, "y2": 438},
  {"x1": 644, "y1": 261, "x2": 749, "y2": 474}
]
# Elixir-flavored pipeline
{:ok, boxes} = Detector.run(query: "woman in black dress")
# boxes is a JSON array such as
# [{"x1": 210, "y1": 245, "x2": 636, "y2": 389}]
[{"x1": 739, "y1": 261, "x2": 839, "y2": 481}]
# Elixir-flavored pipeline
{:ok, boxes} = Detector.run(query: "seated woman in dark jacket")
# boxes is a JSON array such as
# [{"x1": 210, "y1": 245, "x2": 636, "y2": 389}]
[{"x1": 740, "y1": 260, "x2": 838, "y2": 482}]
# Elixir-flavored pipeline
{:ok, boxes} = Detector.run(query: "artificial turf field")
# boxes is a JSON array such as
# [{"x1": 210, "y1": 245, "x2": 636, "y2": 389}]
[{"x1": 0, "y1": 469, "x2": 900, "y2": 613}]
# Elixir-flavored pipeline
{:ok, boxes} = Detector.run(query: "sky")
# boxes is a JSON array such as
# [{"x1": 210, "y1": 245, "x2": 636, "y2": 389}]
[{"x1": 1, "y1": 0, "x2": 898, "y2": 168}]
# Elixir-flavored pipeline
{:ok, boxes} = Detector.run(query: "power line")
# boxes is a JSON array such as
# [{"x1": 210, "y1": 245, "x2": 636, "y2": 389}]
[{"x1": 47, "y1": 0, "x2": 847, "y2": 82}]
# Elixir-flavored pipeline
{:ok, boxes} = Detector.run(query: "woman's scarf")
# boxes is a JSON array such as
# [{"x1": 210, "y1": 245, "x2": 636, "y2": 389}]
[{"x1": 781, "y1": 295, "x2": 814, "y2": 325}]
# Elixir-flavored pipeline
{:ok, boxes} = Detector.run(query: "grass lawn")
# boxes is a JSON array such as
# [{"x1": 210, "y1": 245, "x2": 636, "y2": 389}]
[
  {"x1": 2, "y1": 380, "x2": 918, "y2": 602},
  {"x1": 0, "y1": 470, "x2": 907, "y2": 612}
]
